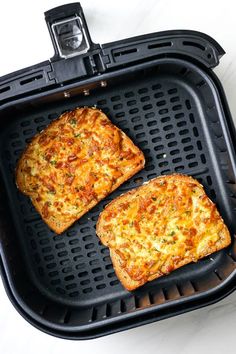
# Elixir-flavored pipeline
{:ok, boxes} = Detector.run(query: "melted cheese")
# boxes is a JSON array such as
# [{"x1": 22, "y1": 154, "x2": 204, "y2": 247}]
[
  {"x1": 16, "y1": 107, "x2": 145, "y2": 233},
  {"x1": 97, "y1": 174, "x2": 231, "y2": 285}
]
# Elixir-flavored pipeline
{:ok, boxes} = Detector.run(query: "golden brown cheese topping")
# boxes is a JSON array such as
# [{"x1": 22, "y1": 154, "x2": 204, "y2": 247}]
[
  {"x1": 16, "y1": 107, "x2": 145, "y2": 234},
  {"x1": 96, "y1": 174, "x2": 231, "y2": 290}
]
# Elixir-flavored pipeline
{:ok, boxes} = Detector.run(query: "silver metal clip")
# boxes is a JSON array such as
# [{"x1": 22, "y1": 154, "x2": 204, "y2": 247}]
[{"x1": 51, "y1": 15, "x2": 90, "y2": 59}]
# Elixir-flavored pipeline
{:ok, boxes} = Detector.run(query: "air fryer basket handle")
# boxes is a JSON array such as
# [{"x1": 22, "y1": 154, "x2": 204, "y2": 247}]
[
  {"x1": 45, "y1": 2, "x2": 99, "y2": 60},
  {"x1": 0, "y1": 3, "x2": 225, "y2": 104},
  {"x1": 44, "y1": 3, "x2": 225, "y2": 69}
]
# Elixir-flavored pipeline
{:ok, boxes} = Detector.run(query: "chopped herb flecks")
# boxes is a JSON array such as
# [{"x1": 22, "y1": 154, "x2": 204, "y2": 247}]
[
  {"x1": 50, "y1": 160, "x2": 57, "y2": 165},
  {"x1": 70, "y1": 118, "x2": 77, "y2": 126}
]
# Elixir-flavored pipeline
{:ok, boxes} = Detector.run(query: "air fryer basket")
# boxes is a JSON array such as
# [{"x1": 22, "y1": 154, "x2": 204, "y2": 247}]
[{"x1": 0, "y1": 3, "x2": 236, "y2": 339}]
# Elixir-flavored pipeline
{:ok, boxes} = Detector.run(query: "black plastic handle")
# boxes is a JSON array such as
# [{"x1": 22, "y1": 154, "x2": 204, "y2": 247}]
[
  {"x1": 45, "y1": 2, "x2": 98, "y2": 61},
  {"x1": 102, "y1": 30, "x2": 225, "y2": 69},
  {"x1": 0, "y1": 4, "x2": 226, "y2": 104}
]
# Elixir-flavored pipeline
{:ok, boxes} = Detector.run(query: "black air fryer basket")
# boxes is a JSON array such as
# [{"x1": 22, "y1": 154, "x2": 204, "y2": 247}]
[{"x1": 1, "y1": 3, "x2": 236, "y2": 339}]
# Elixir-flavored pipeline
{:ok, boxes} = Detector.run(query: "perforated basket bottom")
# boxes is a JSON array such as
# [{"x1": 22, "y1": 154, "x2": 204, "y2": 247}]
[{"x1": 1, "y1": 63, "x2": 236, "y2": 326}]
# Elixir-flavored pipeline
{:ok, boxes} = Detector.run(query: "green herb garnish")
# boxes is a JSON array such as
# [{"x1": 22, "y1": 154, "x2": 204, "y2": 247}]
[
  {"x1": 50, "y1": 160, "x2": 57, "y2": 165},
  {"x1": 70, "y1": 118, "x2": 77, "y2": 126}
]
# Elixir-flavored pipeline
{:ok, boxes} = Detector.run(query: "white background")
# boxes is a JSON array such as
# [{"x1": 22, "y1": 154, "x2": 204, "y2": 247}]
[{"x1": 1, "y1": 0, "x2": 236, "y2": 353}]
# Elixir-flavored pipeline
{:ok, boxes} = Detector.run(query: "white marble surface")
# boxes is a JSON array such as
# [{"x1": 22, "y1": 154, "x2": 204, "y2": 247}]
[{"x1": 1, "y1": 0, "x2": 236, "y2": 352}]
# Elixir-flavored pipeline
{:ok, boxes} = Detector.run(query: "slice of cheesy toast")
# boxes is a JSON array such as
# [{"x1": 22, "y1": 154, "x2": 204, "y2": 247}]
[
  {"x1": 96, "y1": 174, "x2": 231, "y2": 291},
  {"x1": 16, "y1": 107, "x2": 145, "y2": 234}
]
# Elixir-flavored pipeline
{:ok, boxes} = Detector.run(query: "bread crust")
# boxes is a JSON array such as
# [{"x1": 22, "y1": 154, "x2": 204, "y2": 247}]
[
  {"x1": 96, "y1": 174, "x2": 231, "y2": 291},
  {"x1": 16, "y1": 107, "x2": 145, "y2": 234}
]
